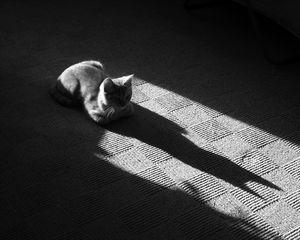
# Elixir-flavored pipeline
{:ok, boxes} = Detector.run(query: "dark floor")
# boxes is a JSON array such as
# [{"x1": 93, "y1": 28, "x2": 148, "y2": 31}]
[{"x1": 1, "y1": 1, "x2": 300, "y2": 239}]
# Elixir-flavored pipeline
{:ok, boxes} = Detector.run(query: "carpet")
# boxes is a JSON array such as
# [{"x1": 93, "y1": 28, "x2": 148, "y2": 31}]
[{"x1": 1, "y1": 1, "x2": 300, "y2": 239}]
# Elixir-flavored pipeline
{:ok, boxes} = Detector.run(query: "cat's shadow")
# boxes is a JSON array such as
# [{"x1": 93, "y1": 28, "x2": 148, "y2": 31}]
[{"x1": 105, "y1": 103, "x2": 281, "y2": 198}]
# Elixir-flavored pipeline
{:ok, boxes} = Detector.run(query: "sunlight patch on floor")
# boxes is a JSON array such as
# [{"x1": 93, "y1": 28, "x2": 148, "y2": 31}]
[{"x1": 97, "y1": 77, "x2": 300, "y2": 204}]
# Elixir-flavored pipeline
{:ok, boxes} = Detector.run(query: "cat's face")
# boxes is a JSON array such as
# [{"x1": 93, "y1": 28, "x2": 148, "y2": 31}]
[{"x1": 101, "y1": 75, "x2": 133, "y2": 107}]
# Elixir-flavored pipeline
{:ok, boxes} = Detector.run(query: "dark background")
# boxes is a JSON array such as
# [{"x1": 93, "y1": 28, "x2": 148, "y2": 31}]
[{"x1": 1, "y1": 1, "x2": 300, "y2": 239}]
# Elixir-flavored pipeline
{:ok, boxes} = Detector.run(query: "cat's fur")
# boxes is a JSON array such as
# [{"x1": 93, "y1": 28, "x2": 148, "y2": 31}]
[{"x1": 50, "y1": 60, "x2": 134, "y2": 125}]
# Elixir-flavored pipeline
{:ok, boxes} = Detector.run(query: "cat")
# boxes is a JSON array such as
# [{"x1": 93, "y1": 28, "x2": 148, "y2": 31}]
[{"x1": 50, "y1": 60, "x2": 134, "y2": 125}]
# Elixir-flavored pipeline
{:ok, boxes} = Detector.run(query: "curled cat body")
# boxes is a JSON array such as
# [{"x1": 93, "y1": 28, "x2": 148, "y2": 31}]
[{"x1": 50, "y1": 60, "x2": 134, "y2": 125}]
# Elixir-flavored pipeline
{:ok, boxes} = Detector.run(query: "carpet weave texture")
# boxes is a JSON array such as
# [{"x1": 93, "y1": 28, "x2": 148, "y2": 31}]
[{"x1": 1, "y1": 1, "x2": 300, "y2": 239}]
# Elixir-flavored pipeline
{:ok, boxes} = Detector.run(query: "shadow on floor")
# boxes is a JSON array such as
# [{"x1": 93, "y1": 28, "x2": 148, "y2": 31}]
[
  {"x1": 106, "y1": 103, "x2": 281, "y2": 197},
  {"x1": 0, "y1": 97, "x2": 282, "y2": 239},
  {"x1": 1, "y1": 1, "x2": 298, "y2": 239}
]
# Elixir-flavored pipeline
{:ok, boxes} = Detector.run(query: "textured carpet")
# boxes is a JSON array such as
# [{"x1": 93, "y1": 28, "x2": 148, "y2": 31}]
[{"x1": 1, "y1": 1, "x2": 300, "y2": 239}]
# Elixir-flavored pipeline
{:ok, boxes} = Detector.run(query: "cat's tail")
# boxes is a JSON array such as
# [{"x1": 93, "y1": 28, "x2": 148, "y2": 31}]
[{"x1": 49, "y1": 80, "x2": 81, "y2": 108}]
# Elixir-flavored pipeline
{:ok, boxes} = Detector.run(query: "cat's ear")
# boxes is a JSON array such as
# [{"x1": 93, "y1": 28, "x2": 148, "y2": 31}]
[
  {"x1": 103, "y1": 78, "x2": 115, "y2": 93},
  {"x1": 121, "y1": 74, "x2": 134, "y2": 87}
]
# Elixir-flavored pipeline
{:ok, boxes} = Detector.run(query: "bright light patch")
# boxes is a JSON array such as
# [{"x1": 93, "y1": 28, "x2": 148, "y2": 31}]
[{"x1": 96, "y1": 78, "x2": 300, "y2": 202}]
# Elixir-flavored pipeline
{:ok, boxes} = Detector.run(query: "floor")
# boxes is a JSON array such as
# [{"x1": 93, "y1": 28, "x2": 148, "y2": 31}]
[{"x1": 1, "y1": 1, "x2": 300, "y2": 239}]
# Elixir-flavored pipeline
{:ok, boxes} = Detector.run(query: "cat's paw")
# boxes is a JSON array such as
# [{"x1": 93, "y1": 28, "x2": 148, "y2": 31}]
[
  {"x1": 122, "y1": 102, "x2": 134, "y2": 117},
  {"x1": 127, "y1": 102, "x2": 135, "y2": 115},
  {"x1": 90, "y1": 110, "x2": 110, "y2": 125},
  {"x1": 111, "y1": 103, "x2": 134, "y2": 120},
  {"x1": 95, "y1": 115, "x2": 110, "y2": 125},
  {"x1": 106, "y1": 107, "x2": 116, "y2": 119}
]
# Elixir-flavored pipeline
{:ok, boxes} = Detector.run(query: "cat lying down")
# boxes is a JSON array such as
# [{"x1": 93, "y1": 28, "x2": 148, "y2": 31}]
[{"x1": 50, "y1": 60, "x2": 134, "y2": 125}]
